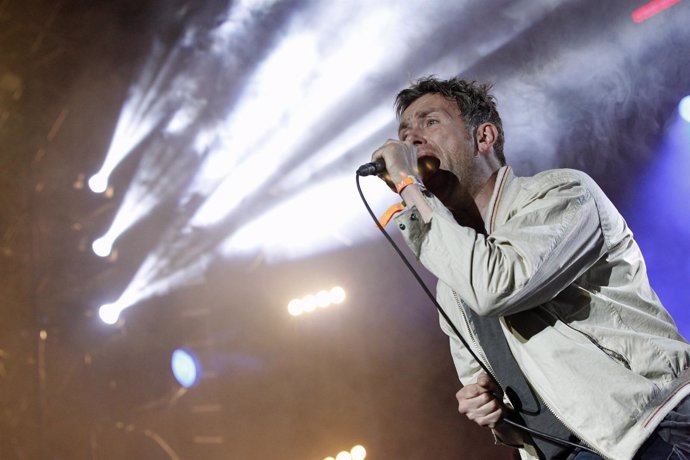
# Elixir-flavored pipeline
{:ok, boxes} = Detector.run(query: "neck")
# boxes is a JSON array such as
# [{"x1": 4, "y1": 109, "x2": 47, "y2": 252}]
[{"x1": 475, "y1": 170, "x2": 499, "y2": 223}]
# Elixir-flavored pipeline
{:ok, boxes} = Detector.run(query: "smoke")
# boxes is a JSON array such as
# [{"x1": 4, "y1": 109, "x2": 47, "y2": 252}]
[{"x1": 92, "y1": 0, "x2": 690, "y2": 316}]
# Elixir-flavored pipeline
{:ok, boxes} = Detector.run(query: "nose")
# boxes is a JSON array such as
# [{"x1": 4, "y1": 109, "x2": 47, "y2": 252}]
[{"x1": 406, "y1": 126, "x2": 426, "y2": 146}]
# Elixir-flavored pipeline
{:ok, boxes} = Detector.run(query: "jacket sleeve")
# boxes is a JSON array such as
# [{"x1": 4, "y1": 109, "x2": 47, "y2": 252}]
[
  {"x1": 394, "y1": 173, "x2": 606, "y2": 317},
  {"x1": 439, "y1": 312, "x2": 484, "y2": 386}
]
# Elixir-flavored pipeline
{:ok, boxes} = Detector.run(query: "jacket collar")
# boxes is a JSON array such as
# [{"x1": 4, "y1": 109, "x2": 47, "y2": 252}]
[{"x1": 484, "y1": 165, "x2": 513, "y2": 234}]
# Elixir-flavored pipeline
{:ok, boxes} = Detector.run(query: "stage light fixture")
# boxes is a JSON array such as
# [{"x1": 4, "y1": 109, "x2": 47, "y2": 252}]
[
  {"x1": 323, "y1": 444, "x2": 366, "y2": 460},
  {"x1": 98, "y1": 303, "x2": 121, "y2": 325},
  {"x1": 287, "y1": 299, "x2": 303, "y2": 316},
  {"x1": 90, "y1": 182, "x2": 162, "y2": 260},
  {"x1": 316, "y1": 290, "x2": 331, "y2": 308},
  {"x1": 171, "y1": 348, "x2": 201, "y2": 388},
  {"x1": 329, "y1": 286, "x2": 346, "y2": 304},
  {"x1": 97, "y1": 285, "x2": 148, "y2": 325},
  {"x1": 92, "y1": 235, "x2": 113, "y2": 257},
  {"x1": 88, "y1": 173, "x2": 108, "y2": 193},
  {"x1": 679, "y1": 96, "x2": 690, "y2": 123},
  {"x1": 301, "y1": 295, "x2": 317, "y2": 313},
  {"x1": 287, "y1": 286, "x2": 346, "y2": 316},
  {"x1": 351, "y1": 445, "x2": 366, "y2": 460}
]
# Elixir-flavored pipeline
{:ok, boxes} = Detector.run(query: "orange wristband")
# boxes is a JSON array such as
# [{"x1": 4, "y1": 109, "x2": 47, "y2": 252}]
[
  {"x1": 377, "y1": 202, "x2": 406, "y2": 228},
  {"x1": 395, "y1": 175, "x2": 423, "y2": 194}
]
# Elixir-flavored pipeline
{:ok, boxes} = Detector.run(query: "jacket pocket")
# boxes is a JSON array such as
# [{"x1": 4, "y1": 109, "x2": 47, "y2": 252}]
[{"x1": 552, "y1": 310, "x2": 632, "y2": 370}]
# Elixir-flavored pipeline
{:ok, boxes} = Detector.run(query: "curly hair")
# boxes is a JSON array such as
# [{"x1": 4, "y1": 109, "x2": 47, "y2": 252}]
[{"x1": 395, "y1": 76, "x2": 506, "y2": 165}]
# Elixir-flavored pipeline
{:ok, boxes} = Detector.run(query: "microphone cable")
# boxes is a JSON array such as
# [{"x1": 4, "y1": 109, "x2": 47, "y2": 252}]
[{"x1": 355, "y1": 173, "x2": 598, "y2": 456}]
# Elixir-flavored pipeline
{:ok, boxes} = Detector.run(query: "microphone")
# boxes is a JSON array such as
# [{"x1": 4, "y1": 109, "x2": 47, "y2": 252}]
[{"x1": 356, "y1": 158, "x2": 386, "y2": 176}]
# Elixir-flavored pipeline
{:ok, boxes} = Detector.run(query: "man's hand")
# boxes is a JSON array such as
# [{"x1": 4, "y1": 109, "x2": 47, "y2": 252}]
[
  {"x1": 456, "y1": 373, "x2": 505, "y2": 428},
  {"x1": 370, "y1": 139, "x2": 418, "y2": 192}
]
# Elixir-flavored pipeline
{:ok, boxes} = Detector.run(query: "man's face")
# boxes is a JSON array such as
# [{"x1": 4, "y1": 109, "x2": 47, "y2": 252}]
[{"x1": 398, "y1": 93, "x2": 479, "y2": 192}]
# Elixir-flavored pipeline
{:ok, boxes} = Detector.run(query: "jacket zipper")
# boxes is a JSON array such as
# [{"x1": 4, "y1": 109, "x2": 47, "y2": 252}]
[
  {"x1": 552, "y1": 311, "x2": 632, "y2": 370},
  {"x1": 451, "y1": 291, "x2": 608, "y2": 458},
  {"x1": 451, "y1": 290, "x2": 498, "y2": 384},
  {"x1": 518, "y1": 366, "x2": 608, "y2": 458},
  {"x1": 517, "y1": 310, "x2": 610, "y2": 458}
]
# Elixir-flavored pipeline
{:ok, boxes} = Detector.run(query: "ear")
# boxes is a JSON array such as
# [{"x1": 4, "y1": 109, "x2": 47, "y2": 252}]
[{"x1": 475, "y1": 123, "x2": 498, "y2": 154}]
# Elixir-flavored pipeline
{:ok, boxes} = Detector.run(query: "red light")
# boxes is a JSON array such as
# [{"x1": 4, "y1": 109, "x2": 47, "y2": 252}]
[{"x1": 632, "y1": 0, "x2": 682, "y2": 23}]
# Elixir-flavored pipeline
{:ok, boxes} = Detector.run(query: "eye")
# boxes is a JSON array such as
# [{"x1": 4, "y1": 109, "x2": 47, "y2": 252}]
[{"x1": 426, "y1": 118, "x2": 439, "y2": 127}]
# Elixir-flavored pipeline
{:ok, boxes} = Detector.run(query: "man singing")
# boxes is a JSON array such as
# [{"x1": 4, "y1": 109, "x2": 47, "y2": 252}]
[{"x1": 370, "y1": 76, "x2": 690, "y2": 459}]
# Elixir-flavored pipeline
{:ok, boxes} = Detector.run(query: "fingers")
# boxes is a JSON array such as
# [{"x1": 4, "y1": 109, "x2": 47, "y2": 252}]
[
  {"x1": 370, "y1": 140, "x2": 418, "y2": 182},
  {"x1": 370, "y1": 139, "x2": 397, "y2": 162},
  {"x1": 456, "y1": 389, "x2": 504, "y2": 428},
  {"x1": 456, "y1": 386, "x2": 494, "y2": 412},
  {"x1": 456, "y1": 373, "x2": 497, "y2": 398},
  {"x1": 470, "y1": 401, "x2": 504, "y2": 428},
  {"x1": 455, "y1": 382, "x2": 484, "y2": 399},
  {"x1": 456, "y1": 373, "x2": 504, "y2": 428}
]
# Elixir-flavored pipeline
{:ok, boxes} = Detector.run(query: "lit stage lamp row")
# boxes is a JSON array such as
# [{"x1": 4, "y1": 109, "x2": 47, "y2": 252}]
[
  {"x1": 287, "y1": 286, "x2": 346, "y2": 316},
  {"x1": 324, "y1": 445, "x2": 367, "y2": 460}
]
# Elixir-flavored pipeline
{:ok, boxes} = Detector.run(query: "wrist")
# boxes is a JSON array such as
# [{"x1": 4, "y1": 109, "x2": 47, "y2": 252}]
[{"x1": 395, "y1": 174, "x2": 424, "y2": 194}]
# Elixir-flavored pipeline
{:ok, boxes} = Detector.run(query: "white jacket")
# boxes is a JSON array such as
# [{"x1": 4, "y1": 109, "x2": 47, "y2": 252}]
[{"x1": 393, "y1": 166, "x2": 690, "y2": 459}]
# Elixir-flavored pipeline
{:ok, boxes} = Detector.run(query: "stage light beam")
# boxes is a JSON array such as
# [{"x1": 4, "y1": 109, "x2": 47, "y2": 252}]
[
  {"x1": 220, "y1": 175, "x2": 389, "y2": 262},
  {"x1": 90, "y1": 0, "x2": 573, "y2": 321}
]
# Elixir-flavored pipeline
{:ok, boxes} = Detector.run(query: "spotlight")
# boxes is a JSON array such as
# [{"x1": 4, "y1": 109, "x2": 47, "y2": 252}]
[
  {"x1": 98, "y1": 303, "x2": 121, "y2": 325},
  {"x1": 287, "y1": 299, "x2": 303, "y2": 316},
  {"x1": 301, "y1": 295, "x2": 317, "y2": 313},
  {"x1": 329, "y1": 286, "x2": 346, "y2": 304},
  {"x1": 92, "y1": 236, "x2": 113, "y2": 258},
  {"x1": 171, "y1": 348, "x2": 201, "y2": 388},
  {"x1": 351, "y1": 445, "x2": 366, "y2": 460},
  {"x1": 316, "y1": 290, "x2": 331, "y2": 308},
  {"x1": 679, "y1": 96, "x2": 690, "y2": 123},
  {"x1": 88, "y1": 173, "x2": 108, "y2": 193}
]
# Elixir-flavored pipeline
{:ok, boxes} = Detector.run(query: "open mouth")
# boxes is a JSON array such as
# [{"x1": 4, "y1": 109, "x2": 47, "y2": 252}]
[{"x1": 417, "y1": 155, "x2": 440, "y2": 180}]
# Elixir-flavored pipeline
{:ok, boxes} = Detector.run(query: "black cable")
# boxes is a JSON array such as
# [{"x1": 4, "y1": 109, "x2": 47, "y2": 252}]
[
  {"x1": 356, "y1": 173, "x2": 598, "y2": 456},
  {"x1": 355, "y1": 177, "x2": 494, "y2": 378}
]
